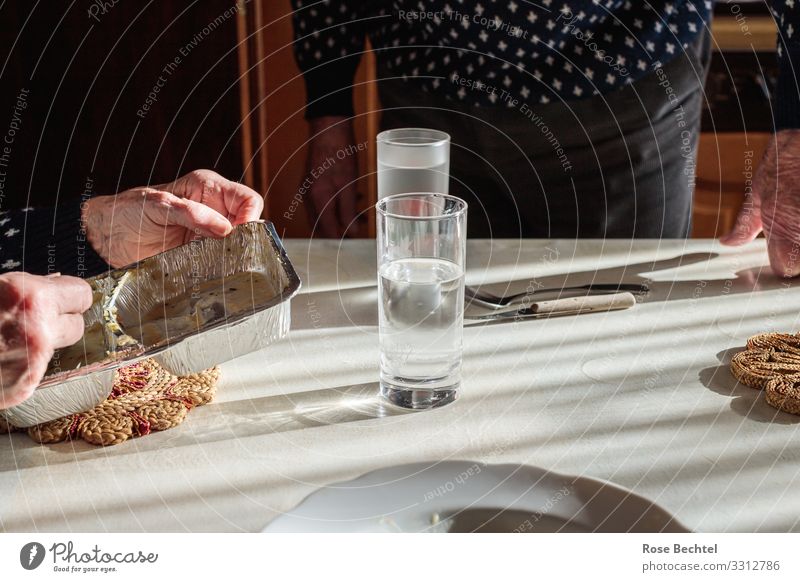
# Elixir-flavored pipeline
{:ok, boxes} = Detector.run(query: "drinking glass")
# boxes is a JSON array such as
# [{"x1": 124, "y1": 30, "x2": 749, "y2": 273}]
[
  {"x1": 376, "y1": 193, "x2": 467, "y2": 409},
  {"x1": 376, "y1": 128, "x2": 450, "y2": 199}
]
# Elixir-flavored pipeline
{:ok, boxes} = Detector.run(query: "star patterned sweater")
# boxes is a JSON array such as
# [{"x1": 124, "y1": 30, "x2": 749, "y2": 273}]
[
  {"x1": 0, "y1": 202, "x2": 106, "y2": 277},
  {"x1": 292, "y1": 0, "x2": 800, "y2": 128}
]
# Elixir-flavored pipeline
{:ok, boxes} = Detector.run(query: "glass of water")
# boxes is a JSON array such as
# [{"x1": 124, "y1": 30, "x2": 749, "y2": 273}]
[
  {"x1": 376, "y1": 128, "x2": 450, "y2": 199},
  {"x1": 377, "y1": 193, "x2": 467, "y2": 409}
]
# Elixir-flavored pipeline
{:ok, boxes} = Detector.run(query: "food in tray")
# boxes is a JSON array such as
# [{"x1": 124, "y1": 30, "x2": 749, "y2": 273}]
[
  {"x1": 46, "y1": 270, "x2": 278, "y2": 376},
  {"x1": 11, "y1": 222, "x2": 299, "y2": 430},
  {"x1": 46, "y1": 273, "x2": 140, "y2": 376},
  {"x1": 123, "y1": 271, "x2": 277, "y2": 346},
  {"x1": 40, "y1": 221, "x2": 294, "y2": 382},
  {"x1": 46, "y1": 321, "x2": 107, "y2": 376}
]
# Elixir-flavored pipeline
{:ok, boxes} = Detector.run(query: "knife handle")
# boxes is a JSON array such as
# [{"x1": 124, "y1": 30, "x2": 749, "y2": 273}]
[{"x1": 530, "y1": 291, "x2": 637, "y2": 315}]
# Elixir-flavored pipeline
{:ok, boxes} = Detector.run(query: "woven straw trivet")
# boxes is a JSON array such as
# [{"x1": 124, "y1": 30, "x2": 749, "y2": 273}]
[
  {"x1": 730, "y1": 332, "x2": 800, "y2": 415},
  {"x1": 0, "y1": 359, "x2": 218, "y2": 446}
]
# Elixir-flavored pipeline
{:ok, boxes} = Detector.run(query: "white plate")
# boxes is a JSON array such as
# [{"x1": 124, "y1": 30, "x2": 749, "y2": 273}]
[{"x1": 263, "y1": 461, "x2": 689, "y2": 533}]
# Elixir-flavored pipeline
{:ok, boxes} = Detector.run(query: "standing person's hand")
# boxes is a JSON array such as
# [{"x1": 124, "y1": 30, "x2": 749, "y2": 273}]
[
  {"x1": 721, "y1": 130, "x2": 800, "y2": 277},
  {"x1": 83, "y1": 169, "x2": 264, "y2": 268},
  {"x1": 304, "y1": 116, "x2": 360, "y2": 238},
  {"x1": 0, "y1": 272, "x2": 92, "y2": 408}
]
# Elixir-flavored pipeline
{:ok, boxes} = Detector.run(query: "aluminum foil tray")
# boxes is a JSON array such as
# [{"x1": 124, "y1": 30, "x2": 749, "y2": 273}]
[{"x1": 4, "y1": 221, "x2": 301, "y2": 428}]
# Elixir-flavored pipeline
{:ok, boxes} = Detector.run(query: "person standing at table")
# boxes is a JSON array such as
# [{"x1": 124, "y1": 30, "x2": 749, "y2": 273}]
[{"x1": 291, "y1": 1, "x2": 800, "y2": 277}]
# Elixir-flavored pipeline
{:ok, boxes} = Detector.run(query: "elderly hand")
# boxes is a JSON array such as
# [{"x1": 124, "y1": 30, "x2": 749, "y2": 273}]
[
  {"x1": 83, "y1": 169, "x2": 264, "y2": 268},
  {"x1": 721, "y1": 130, "x2": 800, "y2": 277},
  {"x1": 0, "y1": 272, "x2": 92, "y2": 409},
  {"x1": 304, "y1": 116, "x2": 360, "y2": 238}
]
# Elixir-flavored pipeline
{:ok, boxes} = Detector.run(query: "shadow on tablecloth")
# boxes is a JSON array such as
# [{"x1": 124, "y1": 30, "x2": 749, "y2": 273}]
[
  {"x1": 699, "y1": 348, "x2": 800, "y2": 425},
  {"x1": 289, "y1": 251, "x2": 794, "y2": 331}
]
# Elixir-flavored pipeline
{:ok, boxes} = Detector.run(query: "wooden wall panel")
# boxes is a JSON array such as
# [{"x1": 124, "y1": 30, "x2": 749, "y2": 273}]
[
  {"x1": 254, "y1": 0, "x2": 379, "y2": 239},
  {"x1": 692, "y1": 132, "x2": 769, "y2": 238}
]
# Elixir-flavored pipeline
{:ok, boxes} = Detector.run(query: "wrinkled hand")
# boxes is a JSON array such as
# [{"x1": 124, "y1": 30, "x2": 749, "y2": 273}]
[
  {"x1": 0, "y1": 272, "x2": 92, "y2": 409},
  {"x1": 304, "y1": 116, "x2": 360, "y2": 238},
  {"x1": 83, "y1": 169, "x2": 264, "y2": 268},
  {"x1": 721, "y1": 130, "x2": 800, "y2": 277}
]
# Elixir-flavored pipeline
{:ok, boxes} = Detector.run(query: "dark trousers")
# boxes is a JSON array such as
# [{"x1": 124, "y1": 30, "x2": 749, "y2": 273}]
[{"x1": 378, "y1": 36, "x2": 711, "y2": 239}]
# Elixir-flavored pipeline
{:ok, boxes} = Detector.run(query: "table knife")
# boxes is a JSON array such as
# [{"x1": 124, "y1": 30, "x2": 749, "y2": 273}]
[{"x1": 465, "y1": 291, "x2": 637, "y2": 322}]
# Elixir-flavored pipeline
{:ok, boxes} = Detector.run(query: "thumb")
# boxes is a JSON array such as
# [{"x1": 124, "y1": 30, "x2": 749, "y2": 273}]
[
  {"x1": 720, "y1": 191, "x2": 762, "y2": 246},
  {"x1": 146, "y1": 191, "x2": 233, "y2": 238},
  {"x1": 765, "y1": 234, "x2": 800, "y2": 278}
]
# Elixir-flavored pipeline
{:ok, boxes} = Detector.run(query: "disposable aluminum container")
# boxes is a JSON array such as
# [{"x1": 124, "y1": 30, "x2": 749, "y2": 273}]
[{"x1": 4, "y1": 221, "x2": 300, "y2": 428}]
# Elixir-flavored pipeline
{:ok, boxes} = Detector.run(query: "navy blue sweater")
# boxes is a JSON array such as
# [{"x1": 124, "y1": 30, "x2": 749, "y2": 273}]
[
  {"x1": 0, "y1": 201, "x2": 107, "y2": 277},
  {"x1": 292, "y1": 1, "x2": 800, "y2": 129}
]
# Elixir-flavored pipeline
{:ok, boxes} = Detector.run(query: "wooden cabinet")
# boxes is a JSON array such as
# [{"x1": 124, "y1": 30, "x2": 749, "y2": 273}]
[
  {"x1": 238, "y1": 0, "x2": 380, "y2": 238},
  {"x1": 690, "y1": 13, "x2": 776, "y2": 238},
  {"x1": 692, "y1": 133, "x2": 769, "y2": 238}
]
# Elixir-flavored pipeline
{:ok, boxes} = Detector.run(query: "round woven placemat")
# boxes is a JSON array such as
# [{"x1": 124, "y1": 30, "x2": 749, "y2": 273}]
[
  {"x1": 0, "y1": 359, "x2": 219, "y2": 446},
  {"x1": 730, "y1": 332, "x2": 800, "y2": 415}
]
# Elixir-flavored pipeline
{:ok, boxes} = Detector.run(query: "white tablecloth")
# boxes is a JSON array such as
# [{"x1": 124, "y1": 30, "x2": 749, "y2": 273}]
[{"x1": 2, "y1": 239, "x2": 799, "y2": 532}]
